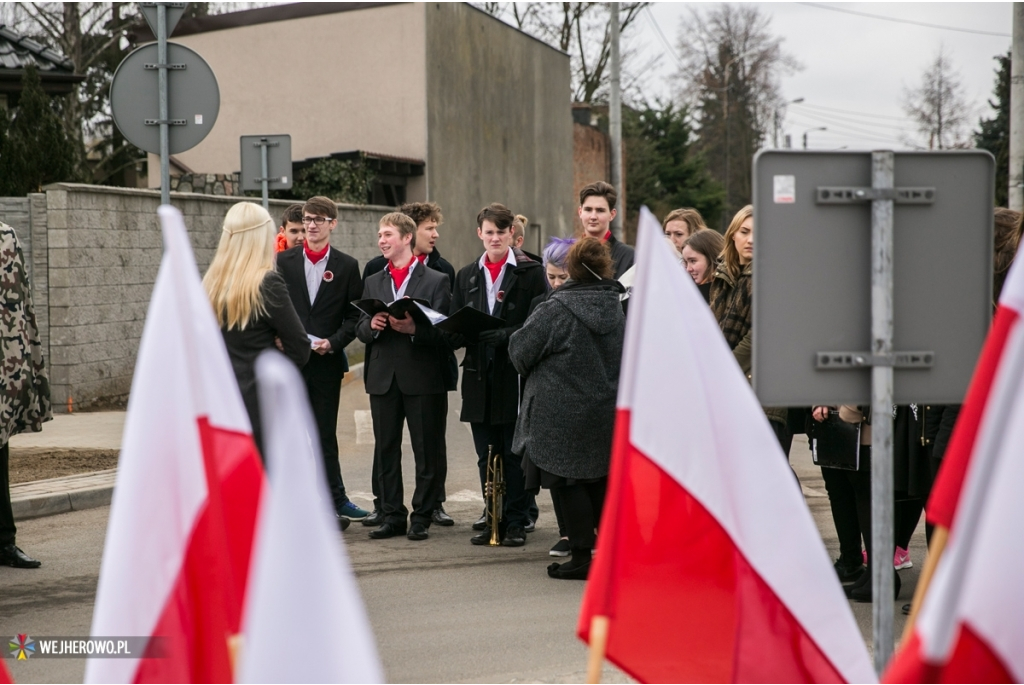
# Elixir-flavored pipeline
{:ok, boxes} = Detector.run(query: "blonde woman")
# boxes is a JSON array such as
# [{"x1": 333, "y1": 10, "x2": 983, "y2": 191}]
[{"x1": 204, "y1": 202, "x2": 310, "y2": 457}]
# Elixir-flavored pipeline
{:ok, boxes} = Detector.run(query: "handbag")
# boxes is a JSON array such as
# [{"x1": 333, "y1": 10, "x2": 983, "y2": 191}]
[{"x1": 808, "y1": 410, "x2": 861, "y2": 470}]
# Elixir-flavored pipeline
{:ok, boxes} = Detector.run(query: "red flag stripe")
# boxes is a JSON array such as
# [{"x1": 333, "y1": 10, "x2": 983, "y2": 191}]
[
  {"x1": 886, "y1": 623, "x2": 1014, "y2": 684},
  {"x1": 927, "y1": 305, "x2": 1020, "y2": 529},
  {"x1": 579, "y1": 410, "x2": 846, "y2": 684},
  {"x1": 131, "y1": 421, "x2": 262, "y2": 683}
]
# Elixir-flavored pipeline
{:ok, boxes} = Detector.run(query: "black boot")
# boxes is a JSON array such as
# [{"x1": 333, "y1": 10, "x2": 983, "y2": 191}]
[
  {"x1": 547, "y1": 548, "x2": 591, "y2": 580},
  {"x1": 845, "y1": 567, "x2": 901, "y2": 602}
]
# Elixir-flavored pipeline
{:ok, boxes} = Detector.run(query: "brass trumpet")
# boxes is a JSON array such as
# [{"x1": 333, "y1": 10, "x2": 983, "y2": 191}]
[{"x1": 484, "y1": 444, "x2": 505, "y2": 546}]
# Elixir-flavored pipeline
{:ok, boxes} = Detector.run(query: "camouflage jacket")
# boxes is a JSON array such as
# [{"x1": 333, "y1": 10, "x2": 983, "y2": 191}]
[{"x1": 1, "y1": 222, "x2": 51, "y2": 445}]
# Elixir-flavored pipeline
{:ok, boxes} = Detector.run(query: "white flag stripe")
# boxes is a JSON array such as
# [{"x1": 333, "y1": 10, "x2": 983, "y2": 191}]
[
  {"x1": 622, "y1": 208, "x2": 875, "y2": 684},
  {"x1": 86, "y1": 207, "x2": 236, "y2": 683},
  {"x1": 239, "y1": 351, "x2": 383, "y2": 684}
]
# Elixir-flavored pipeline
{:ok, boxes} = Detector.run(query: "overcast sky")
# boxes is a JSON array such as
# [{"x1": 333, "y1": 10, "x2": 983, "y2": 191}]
[{"x1": 634, "y1": 2, "x2": 1011, "y2": 151}]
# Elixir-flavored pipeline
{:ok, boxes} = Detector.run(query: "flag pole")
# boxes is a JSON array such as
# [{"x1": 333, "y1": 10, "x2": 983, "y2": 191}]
[
  {"x1": 900, "y1": 526, "x2": 949, "y2": 640},
  {"x1": 586, "y1": 615, "x2": 609, "y2": 683}
]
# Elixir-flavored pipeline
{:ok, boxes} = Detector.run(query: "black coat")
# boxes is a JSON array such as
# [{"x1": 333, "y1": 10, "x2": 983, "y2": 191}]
[
  {"x1": 276, "y1": 245, "x2": 362, "y2": 372},
  {"x1": 607, "y1": 234, "x2": 635, "y2": 279},
  {"x1": 356, "y1": 264, "x2": 452, "y2": 396},
  {"x1": 451, "y1": 251, "x2": 547, "y2": 425},
  {"x1": 363, "y1": 249, "x2": 458, "y2": 390},
  {"x1": 221, "y1": 271, "x2": 310, "y2": 453}
]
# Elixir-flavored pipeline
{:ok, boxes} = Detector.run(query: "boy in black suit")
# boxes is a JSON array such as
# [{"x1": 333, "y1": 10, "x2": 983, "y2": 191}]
[
  {"x1": 356, "y1": 213, "x2": 452, "y2": 541},
  {"x1": 276, "y1": 196, "x2": 367, "y2": 528},
  {"x1": 451, "y1": 203, "x2": 547, "y2": 547}
]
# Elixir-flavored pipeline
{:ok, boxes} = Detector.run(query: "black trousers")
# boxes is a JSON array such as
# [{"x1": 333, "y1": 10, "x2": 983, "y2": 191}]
[
  {"x1": 821, "y1": 465, "x2": 862, "y2": 565},
  {"x1": 470, "y1": 421, "x2": 530, "y2": 529},
  {"x1": 551, "y1": 487, "x2": 567, "y2": 538},
  {"x1": 371, "y1": 395, "x2": 449, "y2": 512},
  {"x1": 370, "y1": 379, "x2": 447, "y2": 527},
  {"x1": 846, "y1": 446, "x2": 924, "y2": 561},
  {"x1": 553, "y1": 478, "x2": 607, "y2": 551},
  {"x1": 302, "y1": 353, "x2": 348, "y2": 512},
  {"x1": 0, "y1": 443, "x2": 14, "y2": 546}
]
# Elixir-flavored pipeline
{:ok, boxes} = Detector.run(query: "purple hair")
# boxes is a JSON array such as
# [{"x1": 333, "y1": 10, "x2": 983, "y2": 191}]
[{"x1": 542, "y1": 237, "x2": 575, "y2": 269}]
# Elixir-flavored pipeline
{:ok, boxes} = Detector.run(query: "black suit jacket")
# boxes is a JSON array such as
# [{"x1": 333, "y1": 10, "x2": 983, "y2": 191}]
[
  {"x1": 277, "y1": 245, "x2": 363, "y2": 371},
  {"x1": 451, "y1": 251, "x2": 546, "y2": 424},
  {"x1": 356, "y1": 263, "x2": 452, "y2": 396}
]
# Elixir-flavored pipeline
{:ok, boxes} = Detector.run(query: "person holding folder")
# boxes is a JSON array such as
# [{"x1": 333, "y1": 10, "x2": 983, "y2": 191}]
[
  {"x1": 356, "y1": 212, "x2": 452, "y2": 541},
  {"x1": 450, "y1": 203, "x2": 547, "y2": 547}
]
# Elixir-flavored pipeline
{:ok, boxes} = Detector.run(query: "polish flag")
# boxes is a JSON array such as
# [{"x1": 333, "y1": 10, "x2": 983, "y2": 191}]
[
  {"x1": 883, "y1": 254, "x2": 1024, "y2": 683},
  {"x1": 86, "y1": 207, "x2": 265, "y2": 683},
  {"x1": 578, "y1": 207, "x2": 875, "y2": 683},
  {"x1": 237, "y1": 351, "x2": 382, "y2": 683},
  {"x1": 0, "y1": 656, "x2": 12, "y2": 684}
]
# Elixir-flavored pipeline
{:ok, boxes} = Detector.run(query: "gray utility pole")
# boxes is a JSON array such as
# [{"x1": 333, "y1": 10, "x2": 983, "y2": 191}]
[
  {"x1": 609, "y1": 2, "x2": 623, "y2": 241},
  {"x1": 1011, "y1": 3, "x2": 1024, "y2": 211}
]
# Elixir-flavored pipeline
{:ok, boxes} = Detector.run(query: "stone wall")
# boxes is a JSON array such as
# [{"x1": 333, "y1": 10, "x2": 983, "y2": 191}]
[
  {"x1": 170, "y1": 172, "x2": 242, "y2": 196},
  {"x1": 0, "y1": 184, "x2": 389, "y2": 411}
]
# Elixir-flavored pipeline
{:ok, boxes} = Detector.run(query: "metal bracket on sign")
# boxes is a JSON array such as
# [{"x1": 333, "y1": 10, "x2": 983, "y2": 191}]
[
  {"x1": 139, "y1": 2, "x2": 188, "y2": 7},
  {"x1": 144, "y1": 63, "x2": 187, "y2": 70},
  {"x1": 815, "y1": 187, "x2": 935, "y2": 204},
  {"x1": 145, "y1": 119, "x2": 187, "y2": 126},
  {"x1": 254, "y1": 177, "x2": 287, "y2": 183},
  {"x1": 815, "y1": 351, "x2": 934, "y2": 369}
]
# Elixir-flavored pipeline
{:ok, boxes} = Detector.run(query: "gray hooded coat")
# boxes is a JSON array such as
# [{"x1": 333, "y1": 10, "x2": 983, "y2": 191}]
[{"x1": 509, "y1": 280, "x2": 625, "y2": 480}]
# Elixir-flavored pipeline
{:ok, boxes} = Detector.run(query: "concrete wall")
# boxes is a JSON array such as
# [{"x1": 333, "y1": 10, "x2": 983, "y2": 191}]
[
  {"x1": 0, "y1": 184, "x2": 388, "y2": 411},
  {"x1": 157, "y1": 3, "x2": 428, "y2": 184},
  {"x1": 424, "y1": 4, "x2": 575, "y2": 269}
]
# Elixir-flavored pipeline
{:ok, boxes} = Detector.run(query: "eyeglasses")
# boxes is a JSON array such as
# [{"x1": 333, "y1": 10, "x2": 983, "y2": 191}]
[{"x1": 302, "y1": 216, "x2": 330, "y2": 226}]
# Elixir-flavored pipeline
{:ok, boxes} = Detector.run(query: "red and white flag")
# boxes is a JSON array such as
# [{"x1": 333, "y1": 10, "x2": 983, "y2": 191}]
[
  {"x1": 884, "y1": 253, "x2": 1024, "y2": 683},
  {"x1": 86, "y1": 206, "x2": 265, "y2": 683},
  {"x1": 578, "y1": 207, "x2": 875, "y2": 683},
  {"x1": 237, "y1": 352, "x2": 382, "y2": 683}
]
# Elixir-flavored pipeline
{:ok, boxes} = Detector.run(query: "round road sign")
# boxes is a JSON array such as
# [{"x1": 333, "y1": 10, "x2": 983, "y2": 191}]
[{"x1": 110, "y1": 42, "x2": 220, "y2": 155}]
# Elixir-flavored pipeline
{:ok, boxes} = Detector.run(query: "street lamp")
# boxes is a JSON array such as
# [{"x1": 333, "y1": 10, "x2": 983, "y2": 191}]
[
  {"x1": 774, "y1": 97, "x2": 805, "y2": 148},
  {"x1": 803, "y1": 127, "x2": 827, "y2": 150}
]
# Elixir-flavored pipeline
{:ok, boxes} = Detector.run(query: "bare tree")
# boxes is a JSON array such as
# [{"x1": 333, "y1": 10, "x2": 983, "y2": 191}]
[
  {"x1": 902, "y1": 47, "x2": 973, "y2": 150},
  {"x1": 674, "y1": 4, "x2": 799, "y2": 222},
  {"x1": 477, "y1": 2, "x2": 648, "y2": 103}
]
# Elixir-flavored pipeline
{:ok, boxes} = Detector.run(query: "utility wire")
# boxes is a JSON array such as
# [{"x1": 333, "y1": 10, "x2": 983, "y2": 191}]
[
  {"x1": 644, "y1": 5, "x2": 684, "y2": 68},
  {"x1": 798, "y1": 2, "x2": 1010, "y2": 38},
  {"x1": 786, "y1": 113, "x2": 910, "y2": 147},
  {"x1": 791, "y1": 101, "x2": 909, "y2": 122},
  {"x1": 786, "y1": 111, "x2": 910, "y2": 141},
  {"x1": 790, "y1": 107, "x2": 911, "y2": 132}
]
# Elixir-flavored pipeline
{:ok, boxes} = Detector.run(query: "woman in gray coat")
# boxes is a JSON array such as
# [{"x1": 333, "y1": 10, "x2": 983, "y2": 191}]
[{"x1": 509, "y1": 237, "x2": 625, "y2": 579}]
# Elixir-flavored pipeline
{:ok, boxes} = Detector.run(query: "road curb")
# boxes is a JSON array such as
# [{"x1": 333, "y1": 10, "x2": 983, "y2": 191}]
[{"x1": 11, "y1": 366, "x2": 364, "y2": 522}]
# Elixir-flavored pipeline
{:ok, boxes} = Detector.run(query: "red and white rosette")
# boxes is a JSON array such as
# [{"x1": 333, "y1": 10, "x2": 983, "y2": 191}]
[{"x1": 323, "y1": 270, "x2": 334, "y2": 283}]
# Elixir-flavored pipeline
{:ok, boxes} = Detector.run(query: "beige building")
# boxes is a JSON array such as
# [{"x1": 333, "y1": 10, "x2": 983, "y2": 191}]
[{"x1": 137, "y1": 2, "x2": 575, "y2": 268}]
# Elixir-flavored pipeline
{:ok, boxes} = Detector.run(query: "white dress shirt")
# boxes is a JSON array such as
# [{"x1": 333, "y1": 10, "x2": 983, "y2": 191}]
[
  {"x1": 479, "y1": 248, "x2": 516, "y2": 314},
  {"x1": 304, "y1": 247, "x2": 331, "y2": 305}
]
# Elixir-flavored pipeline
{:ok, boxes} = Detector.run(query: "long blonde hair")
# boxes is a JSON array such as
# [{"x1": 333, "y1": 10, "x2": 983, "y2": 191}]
[
  {"x1": 203, "y1": 202, "x2": 275, "y2": 330},
  {"x1": 720, "y1": 204, "x2": 753, "y2": 281}
]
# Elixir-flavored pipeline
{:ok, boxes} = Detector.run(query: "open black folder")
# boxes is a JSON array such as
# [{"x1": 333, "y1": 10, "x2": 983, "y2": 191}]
[
  {"x1": 433, "y1": 305, "x2": 504, "y2": 340},
  {"x1": 351, "y1": 299, "x2": 503, "y2": 339},
  {"x1": 350, "y1": 298, "x2": 437, "y2": 326}
]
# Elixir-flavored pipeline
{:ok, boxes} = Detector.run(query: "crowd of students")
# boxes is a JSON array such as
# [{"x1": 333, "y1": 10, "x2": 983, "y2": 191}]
[{"x1": 201, "y1": 182, "x2": 1024, "y2": 587}]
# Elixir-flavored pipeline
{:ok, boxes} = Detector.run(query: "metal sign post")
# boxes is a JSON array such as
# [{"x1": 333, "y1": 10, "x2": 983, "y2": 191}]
[
  {"x1": 752, "y1": 149, "x2": 995, "y2": 676},
  {"x1": 869, "y1": 151, "x2": 895, "y2": 671},
  {"x1": 240, "y1": 135, "x2": 292, "y2": 208},
  {"x1": 157, "y1": 3, "x2": 170, "y2": 205}
]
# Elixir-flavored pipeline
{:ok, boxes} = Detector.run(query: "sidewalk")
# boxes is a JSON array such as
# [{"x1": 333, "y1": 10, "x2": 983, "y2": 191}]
[{"x1": 8, "y1": 363, "x2": 363, "y2": 521}]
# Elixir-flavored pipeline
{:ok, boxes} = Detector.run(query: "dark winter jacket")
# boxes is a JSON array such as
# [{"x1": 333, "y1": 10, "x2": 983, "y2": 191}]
[
  {"x1": 509, "y1": 279, "x2": 626, "y2": 480},
  {"x1": 451, "y1": 250, "x2": 547, "y2": 424}
]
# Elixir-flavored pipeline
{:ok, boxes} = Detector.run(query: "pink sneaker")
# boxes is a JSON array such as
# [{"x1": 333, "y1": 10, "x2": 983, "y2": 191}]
[
  {"x1": 894, "y1": 547, "x2": 913, "y2": 570},
  {"x1": 862, "y1": 550, "x2": 868, "y2": 565}
]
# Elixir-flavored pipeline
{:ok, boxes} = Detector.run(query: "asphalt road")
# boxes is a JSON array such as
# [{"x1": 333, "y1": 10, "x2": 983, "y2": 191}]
[{"x1": 0, "y1": 377, "x2": 924, "y2": 683}]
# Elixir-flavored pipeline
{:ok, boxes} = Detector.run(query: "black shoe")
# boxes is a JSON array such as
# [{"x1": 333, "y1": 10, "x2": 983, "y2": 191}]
[
  {"x1": 408, "y1": 523, "x2": 429, "y2": 541},
  {"x1": 547, "y1": 559, "x2": 591, "y2": 580},
  {"x1": 501, "y1": 525, "x2": 526, "y2": 547},
  {"x1": 368, "y1": 522, "x2": 407, "y2": 539},
  {"x1": 834, "y1": 559, "x2": 865, "y2": 584},
  {"x1": 336, "y1": 514, "x2": 351, "y2": 531},
  {"x1": 472, "y1": 510, "x2": 487, "y2": 531},
  {"x1": 846, "y1": 569, "x2": 901, "y2": 602},
  {"x1": 362, "y1": 509, "x2": 384, "y2": 527},
  {"x1": 524, "y1": 519, "x2": 536, "y2": 533},
  {"x1": 471, "y1": 528, "x2": 498, "y2": 545},
  {"x1": 432, "y1": 507, "x2": 454, "y2": 527},
  {"x1": 1, "y1": 544, "x2": 41, "y2": 569}
]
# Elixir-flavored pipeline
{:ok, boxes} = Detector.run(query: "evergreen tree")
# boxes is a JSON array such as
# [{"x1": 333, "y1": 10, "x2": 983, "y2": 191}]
[
  {"x1": 975, "y1": 52, "x2": 1010, "y2": 207},
  {"x1": 625, "y1": 102, "x2": 724, "y2": 229},
  {"x1": 0, "y1": 65, "x2": 77, "y2": 195}
]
